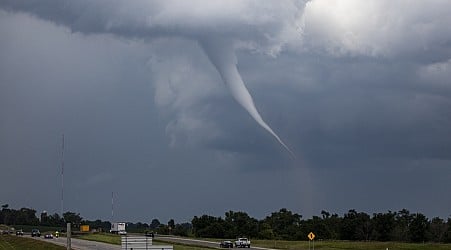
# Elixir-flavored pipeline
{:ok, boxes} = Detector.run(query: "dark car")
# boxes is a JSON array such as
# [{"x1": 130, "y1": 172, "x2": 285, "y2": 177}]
[
  {"x1": 44, "y1": 233, "x2": 54, "y2": 239},
  {"x1": 220, "y1": 240, "x2": 234, "y2": 248},
  {"x1": 31, "y1": 229, "x2": 41, "y2": 237},
  {"x1": 16, "y1": 229, "x2": 24, "y2": 236},
  {"x1": 145, "y1": 231, "x2": 154, "y2": 238}
]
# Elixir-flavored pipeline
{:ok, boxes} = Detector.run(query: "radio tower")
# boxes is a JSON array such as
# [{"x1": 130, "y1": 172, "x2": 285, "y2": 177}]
[
  {"x1": 111, "y1": 191, "x2": 114, "y2": 222},
  {"x1": 61, "y1": 134, "x2": 65, "y2": 217}
]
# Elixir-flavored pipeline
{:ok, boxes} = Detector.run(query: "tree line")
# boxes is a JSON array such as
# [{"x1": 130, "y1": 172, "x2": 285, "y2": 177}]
[
  {"x1": 191, "y1": 208, "x2": 451, "y2": 243},
  {"x1": 0, "y1": 204, "x2": 107, "y2": 230},
  {"x1": 2, "y1": 203, "x2": 450, "y2": 243}
]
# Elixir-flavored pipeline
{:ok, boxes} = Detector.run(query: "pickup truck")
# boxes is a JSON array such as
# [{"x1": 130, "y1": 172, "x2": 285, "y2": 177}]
[{"x1": 235, "y1": 238, "x2": 251, "y2": 248}]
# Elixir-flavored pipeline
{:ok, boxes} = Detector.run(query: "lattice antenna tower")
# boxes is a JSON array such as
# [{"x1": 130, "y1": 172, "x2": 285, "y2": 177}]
[{"x1": 61, "y1": 134, "x2": 65, "y2": 217}]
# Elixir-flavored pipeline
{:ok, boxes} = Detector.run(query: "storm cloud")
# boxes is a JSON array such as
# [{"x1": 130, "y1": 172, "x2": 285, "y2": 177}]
[{"x1": 0, "y1": 0, "x2": 450, "y2": 222}]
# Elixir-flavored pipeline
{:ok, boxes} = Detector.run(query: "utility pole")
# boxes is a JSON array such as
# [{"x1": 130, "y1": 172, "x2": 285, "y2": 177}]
[{"x1": 66, "y1": 223, "x2": 71, "y2": 250}]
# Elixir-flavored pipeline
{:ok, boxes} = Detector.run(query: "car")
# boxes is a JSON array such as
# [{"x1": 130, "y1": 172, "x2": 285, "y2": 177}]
[
  {"x1": 31, "y1": 229, "x2": 41, "y2": 237},
  {"x1": 16, "y1": 230, "x2": 24, "y2": 236},
  {"x1": 220, "y1": 240, "x2": 234, "y2": 248},
  {"x1": 44, "y1": 233, "x2": 54, "y2": 239},
  {"x1": 118, "y1": 230, "x2": 127, "y2": 235},
  {"x1": 145, "y1": 231, "x2": 154, "y2": 238},
  {"x1": 235, "y1": 238, "x2": 251, "y2": 248}
]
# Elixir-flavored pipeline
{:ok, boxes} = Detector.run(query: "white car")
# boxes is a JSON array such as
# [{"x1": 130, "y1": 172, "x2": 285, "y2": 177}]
[
  {"x1": 235, "y1": 238, "x2": 251, "y2": 248},
  {"x1": 118, "y1": 230, "x2": 127, "y2": 235}
]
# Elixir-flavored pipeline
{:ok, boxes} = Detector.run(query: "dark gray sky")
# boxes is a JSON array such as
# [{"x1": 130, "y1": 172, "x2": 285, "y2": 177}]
[{"x1": 1, "y1": 0, "x2": 450, "y2": 223}]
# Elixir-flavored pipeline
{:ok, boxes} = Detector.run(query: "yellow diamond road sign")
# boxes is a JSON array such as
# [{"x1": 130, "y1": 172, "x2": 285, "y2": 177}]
[{"x1": 308, "y1": 232, "x2": 315, "y2": 241}]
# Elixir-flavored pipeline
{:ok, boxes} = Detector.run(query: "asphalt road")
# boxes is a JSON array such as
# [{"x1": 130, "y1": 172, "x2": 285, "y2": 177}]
[
  {"x1": 156, "y1": 235, "x2": 277, "y2": 250},
  {"x1": 25, "y1": 233, "x2": 276, "y2": 250},
  {"x1": 31, "y1": 235, "x2": 120, "y2": 250}
]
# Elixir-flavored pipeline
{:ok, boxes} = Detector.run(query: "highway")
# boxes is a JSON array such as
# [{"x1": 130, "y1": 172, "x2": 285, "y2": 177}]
[
  {"x1": 156, "y1": 235, "x2": 277, "y2": 250},
  {"x1": 27, "y1": 234, "x2": 277, "y2": 250},
  {"x1": 32, "y1": 236, "x2": 120, "y2": 250}
]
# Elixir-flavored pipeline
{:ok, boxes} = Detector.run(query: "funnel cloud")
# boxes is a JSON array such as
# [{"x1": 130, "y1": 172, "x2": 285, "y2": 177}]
[
  {"x1": 0, "y1": 0, "x2": 296, "y2": 154},
  {"x1": 201, "y1": 38, "x2": 294, "y2": 155}
]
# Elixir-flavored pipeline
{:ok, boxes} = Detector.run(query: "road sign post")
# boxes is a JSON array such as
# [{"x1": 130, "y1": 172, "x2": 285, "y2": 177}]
[{"x1": 308, "y1": 232, "x2": 315, "y2": 250}]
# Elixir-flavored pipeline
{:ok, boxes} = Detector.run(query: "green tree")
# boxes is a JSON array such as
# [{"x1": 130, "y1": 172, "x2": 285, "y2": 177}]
[
  {"x1": 340, "y1": 209, "x2": 372, "y2": 241},
  {"x1": 16, "y1": 208, "x2": 39, "y2": 226},
  {"x1": 372, "y1": 211, "x2": 395, "y2": 241},
  {"x1": 409, "y1": 213, "x2": 429, "y2": 242},
  {"x1": 322, "y1": 212, "x2": 341, "y2": 240},
  {"x1": 1, "y1": 206, "x2": 14, "y2": 225},
  {"x1": 199, "y1": 221, "x2": 225, "y2": 238},
  {"x1": 428, "y1": 217, "x2": 447, "y2": 242},
  {"x1": 224, "y1": 211, "x2": 258, "y2": 238},
  {"x1": 192, "y1": 215, "x2": 225, "y2": 238},
  {"x1": 302, "y1": 216, "x2": 330, "y2": 240},
  {"x1": 173, "y1": 223, "x2": 192, "y2": 237},
  {"x1": 0, "y1": 203, "x2": 8, "y2": 223},
  {"x1": 444, "y1": 217, "x2": 451, "y2": 243},
  {"x1": 263, "y1": 208, "x2": 302, "y2": 240},
  {"x1": 47, "y1": 213, "x2": 64, "y2": 227},
  {"x1": 257, "y1": 222, "x2": 275, "y2": 239},
  {"x1": 392, "y1": 209, "x2": 412, "y2": 241},
  {"x1": 157, "y1": 224, "x2": 170, "y2": 234},
  {"x1": 168, "y1": 219, "x2": 175, "y2": 234},
  {"x1": 0, "y1": 206, "x2": 4, "y2": 224},
  {"x1": 150, "y1": 218, "x2": 161, "y2": 229},
  {"x1": 63, "y1": 211, "x2": 82, "y2": 227}
]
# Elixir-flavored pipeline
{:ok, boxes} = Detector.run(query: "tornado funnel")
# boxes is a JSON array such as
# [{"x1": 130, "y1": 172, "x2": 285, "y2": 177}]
[{"x1": 201, "y1": 39, "x2": 294, "y2": 157}]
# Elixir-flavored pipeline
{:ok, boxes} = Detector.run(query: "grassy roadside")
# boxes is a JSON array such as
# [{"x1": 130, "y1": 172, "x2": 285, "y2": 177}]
[
  {"x1": 157, "y1": 237, "x2": 451, "y2": 250},
  {"x1": 75, "y1": 233, "x2": 214, "y2": 250},
  {"x1": 252, "y1": 239, "x2": 451, "y2": 250},
  {"x1": 73, "y1": 233, "x2": 451, "y2": 250},
  {"x1": 153, "y1": 238, "x2": 216, "y2": 249},
  {"x1": 0, "y1": 234, "x2": 66, "y2": 250},
  {"x1": 75, "y1": 232, "x2": 121, "y2": 245}
]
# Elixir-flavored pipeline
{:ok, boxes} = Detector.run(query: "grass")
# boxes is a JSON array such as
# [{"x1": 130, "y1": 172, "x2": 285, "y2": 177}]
[
  {"x1": 0, "y1": 234, "x2": 66, "y2": 250},
  {"x1": 153, "y1": 239, "x2": 216, "y2": 250},
  {"x1": 252, "y1": 239, "x2": 451, "y2": 250},
  {"x1": 71, "y1": 233, "x2": 451, "y2": 250},
  {"x1": 156, "y1": 237, "x2": 451, "y2": 250},
  {"x1": 166, "y1": 244, "x2": 214, "y2": 250},
  {"x1": 75, "y1": 232, "x2": 122, "y2": 245}
]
